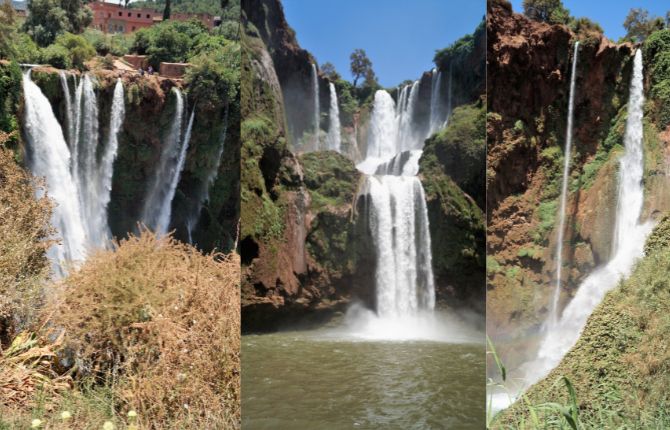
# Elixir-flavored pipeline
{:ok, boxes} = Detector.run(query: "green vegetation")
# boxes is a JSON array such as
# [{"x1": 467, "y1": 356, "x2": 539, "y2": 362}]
[
  {"x1": 522, "y1": 0, "x2": 570, "y2": 25},
  {"x1": 422, "y1": 100, "x2": 485, "y2": 208},
  {"x1": 644, "y1": 29, "x2": 670, "y2": 129},
  {"x1": 300, "y1": 151, "x2": 360, "y2": 212},
  {"x1": 623, "y1": 8, "x2": 667, "y2": 43},
  {"x1": 22, "y1": 0, "x2": 92, "y2": 47}
]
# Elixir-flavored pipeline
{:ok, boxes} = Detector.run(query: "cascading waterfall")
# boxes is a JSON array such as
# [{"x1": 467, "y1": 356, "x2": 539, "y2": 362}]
[
  {"x1": 326, "y1": 82, "x2": 341, "y2": 152},
  {"x1": 524, "y1": 48, "x2": 653, "y2": 384},
  {"x1": 549, "y1": 41, "x2": 579, "y2": 328},
  {"x1": 141, "y1": 88, "x2": 185, "y2": 234},
  {"x1": 311, "y1": 63, "x2": 320, "y2": 149},
  {"x1": 186, "y1": 107, "x2": 229, "y2": 242},
  {"x1": 355, "y1": 78, "x2": 436, "y2": 330},
  {"x1": 365, "y1": 172, "x2": 436, "y2": 318},
  {"x1": 22, "y1": 72, "x2": 87, "y2": 274},
  {"x1": 362, "y1": 83, "x2": 426, "y2": 172}
]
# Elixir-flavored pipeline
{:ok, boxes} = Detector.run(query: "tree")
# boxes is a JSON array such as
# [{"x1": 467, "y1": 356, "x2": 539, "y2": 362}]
[
  {"x1": 624, "y1": 8, "x2": 665, "y2": 42},
  {"x1": 522, "y1": 0, "x2": 570, "y2": 25},
  {"x1": 349, "y1": 48, "x2": 373, "y2": 87},
  {"x1": 23, "y1": 0, "x2": 92, "y2": 46},
  {"x1": 320, "y1": 62, "x2": 340, "y2": 81},
  {"x1": 163, "y1": 0, "x2": 171, "y2": 20},
  {"x1": 363, "y1": 67, "x2": 377, "y2": 88}
]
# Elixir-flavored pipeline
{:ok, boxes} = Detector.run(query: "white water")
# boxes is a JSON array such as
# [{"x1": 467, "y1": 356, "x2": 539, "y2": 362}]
[
  {"x1": 429, "y1": 68, "x2": 444, "y2": 135},
  {"x1": 98, "y1": 79, "x2": 125, "y2": 242},
  {"x1": 522, "y1": 48, "x2": 654, "y2": 388},
  {"x1": 326, "y1": 82, "x2": 341, "y2": 152},
  {"x1": 22, "y1": 72, "x2": 87, "y2": 274},
  {"x1": 141, "y1": 88, "x2": 185, "y2": 235},
  {"x1": 549, "y1": 41, "x2": 579, "y2": 327},
  {"x1": 311, "y1": 63, "x2": 320, "y2": 149}
]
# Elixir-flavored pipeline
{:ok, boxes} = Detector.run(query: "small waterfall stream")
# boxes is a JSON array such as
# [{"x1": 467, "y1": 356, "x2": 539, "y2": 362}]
[
  {"x1": 524, "y1": 48, "x2": 653, "y2": 385},
  {"x1": 141, "y1": 88, "x2": 185, "y2": 235},
  {"x1": 311, "y1": 63, "x2": 320, "y2": 149},
  {"x1": 326, "y1": 82, "x2": 341, "y2": 152},
  {"x1": 549, "y1": 41, "x2": 579, "y2": 327}
]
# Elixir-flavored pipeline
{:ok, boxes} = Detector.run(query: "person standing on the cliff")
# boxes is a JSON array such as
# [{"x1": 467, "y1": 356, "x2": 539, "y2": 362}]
[
  {"x1": 147, "y1": 65, "x2": 154, "y2": 75},
  {"x1": 139, "y1": 67, "x2": 144, "y2": 76}
]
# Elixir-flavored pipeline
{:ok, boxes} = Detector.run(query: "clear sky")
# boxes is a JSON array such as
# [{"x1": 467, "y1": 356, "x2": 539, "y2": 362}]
[
  {"x1": 509, "y1": 0, "x2": 669, "y2": 42},
  {"x1": 281, "y1": 0, "x2": 485, "y2": 88}
]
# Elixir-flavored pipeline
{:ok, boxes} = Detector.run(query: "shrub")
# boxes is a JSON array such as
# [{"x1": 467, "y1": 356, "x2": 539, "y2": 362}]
[
  {"x1": 185, "y1": 41, "x2": 240, "y2": 111},
  {"x1": 50, "y1": 231, "x2": 241, "y2": 427},
  {"x1": 0, "y1": 143, "x2": 52, "y2": 343},
  {"x1": 39, "y1": 44, "x2": 71, "y2": 69},
  {"x1": 53, "y1": 32, "x2": 95, "y2": 70}
]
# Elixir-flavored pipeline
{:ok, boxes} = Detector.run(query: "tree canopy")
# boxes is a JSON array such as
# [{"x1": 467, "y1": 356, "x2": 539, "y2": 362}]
[
  {"x1": 349, "y1": 48, "x2": 373, "y2": 88},
  {"x1": 522, "y1": 0, "x2": 570, "y2": 25},
  {"x1": 624, "y1": 8, "x2": 666, "y2": 42}
]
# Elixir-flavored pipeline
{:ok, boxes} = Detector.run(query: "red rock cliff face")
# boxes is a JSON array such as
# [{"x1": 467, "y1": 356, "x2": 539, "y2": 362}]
[{"x1": 487, "y1": 0, "x2": 635, "y2": 368}]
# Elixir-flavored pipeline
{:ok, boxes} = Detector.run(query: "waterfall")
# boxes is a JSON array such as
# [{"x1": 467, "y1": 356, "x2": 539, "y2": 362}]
[
  {"x1": 365, "y1": 174, "x2": 435, "y2": 318},
  {"x1": 524, "y1": 49, "x2": 653, "y2": 384},
  {"x1": 397, "y1": 80, "x2": 420, "y2": 151},
  {"x1": 22, "y1": 72, "x2": 87, "y2": 274},
  {"x1": 444, "y1": 66, "x2": 453, "y2": 128},
  {"x1": 97, "y1": 79, "x2": 125, "y2": 242},
  {"x1": 186, "y1": 107, "x2": 229, "y2": 241},
  {"x1": 549, "y1": 41, "x2": 579, "y2": 327},
  {"x1": 429, "y1": 68, "x2": 444, "y2": 135},
  {"x1": 311, "y1": 63, "x2": 320, "y2": 149},
  {"x1": 356, "y1": 75, "x2": 436, "y2": 328},
  {"x1": 326, "y1": 82, "x2": 341, "y2": 152},
  {"x1": 141, "y1": 88, "x2": 185, "y2": 234},
  {"x1": 59, "y1": 72, "x2": 75, "y2": 146}
]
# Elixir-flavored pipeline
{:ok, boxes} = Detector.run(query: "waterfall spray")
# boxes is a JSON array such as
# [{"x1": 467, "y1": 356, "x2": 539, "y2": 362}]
[{"x1": 549, "y1": 41, "x2": 579, "y2": 327}]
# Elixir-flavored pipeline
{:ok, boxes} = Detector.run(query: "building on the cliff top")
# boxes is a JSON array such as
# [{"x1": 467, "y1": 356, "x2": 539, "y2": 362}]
[{"x1": 89, "y1": 1, "x2": 220, "y2": 34}]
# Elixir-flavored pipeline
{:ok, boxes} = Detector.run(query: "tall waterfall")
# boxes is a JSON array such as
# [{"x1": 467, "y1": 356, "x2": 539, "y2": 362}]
[
  {"x1": 22, "y1": 72, "x2": 87, "y2": 274},
  {"x1": 311, "y1": 63, "x2": 320, "y2": 149},
  {"x1": 326, "y1": 82, "x2": 341, "y2": 152},
  {"x1": 356, "y1": 77, "x2": 436, "y2": 326},
  {"x1": 429, "y1": 68, "x2": 444, "y2": 135},
  {"x1": 141, "y1": 88, "x2": 185, "y2": 235},
  {"x1": 549, "y1": 41, "x2": 579, "y2": 327},
  {"x1": 524, "y1": 49, "x2": 653, "y2": 384}
]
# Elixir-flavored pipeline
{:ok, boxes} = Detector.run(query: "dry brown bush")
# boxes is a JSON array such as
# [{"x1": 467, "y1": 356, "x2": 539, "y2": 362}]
[
  {"x1": 51, "y1": 231, "x2": 241, "y2": 429},
  {"x1": 0, "y1": 139, "x2": 52, "y2": 344}
]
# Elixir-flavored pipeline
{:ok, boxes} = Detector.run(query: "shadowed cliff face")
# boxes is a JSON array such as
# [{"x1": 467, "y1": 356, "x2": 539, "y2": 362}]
[
  {"x1": 24, "y1": 67, "x2": 239, "y2": 253},
  {"x1": 485, "y1": 0, "x2": 670, "y2": 373}
]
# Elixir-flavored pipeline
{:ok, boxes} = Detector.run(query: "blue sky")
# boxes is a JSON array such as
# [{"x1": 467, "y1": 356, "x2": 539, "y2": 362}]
[
  {"x1": 509, "y1": 0, "x2": 669, "y2": 41},
  {"x1": 282, "y1": 0, "x2": 484, "y2": 87}
]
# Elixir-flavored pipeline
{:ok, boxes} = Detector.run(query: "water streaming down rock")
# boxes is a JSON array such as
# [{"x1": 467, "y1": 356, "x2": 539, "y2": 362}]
[
  {"x1": 397, "y1": 80, "x2": 421, "y2": 151},
  {"x1": 365, "y1": 173, "x2": 436, "y2": 318},
  {"x1": 549, "y1": 41, "x2": 579, "y2": 328},
  {"x1": 311, "y1": 63, "x2": 320, "y2": 149},
  {"x1": 429, "y1": 68, "x2": 444, "y2": 135},
  {"x1": 22, "y1": 72, "x2": 87, "y2": 274},
  {"x1": 141, "y1": 88, "x2": 185, "y2": 234},
  {"x1": 326, "y1": 82, "x2": 341, "y2": 152},
  {"x1": 524, "y1": 48, "x2": 653, "y2": 384},
  {"x1": 186, "y1": 107, "x2": 229, "y2": 242}
]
